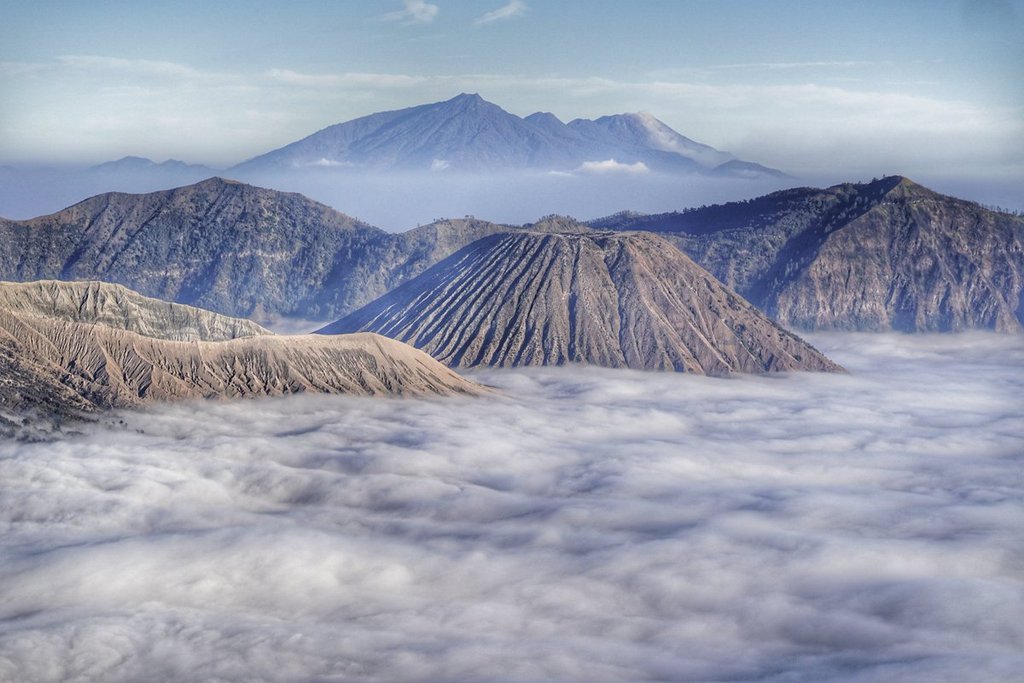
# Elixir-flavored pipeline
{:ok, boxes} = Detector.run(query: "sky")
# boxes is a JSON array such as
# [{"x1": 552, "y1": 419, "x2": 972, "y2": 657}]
[
  {"x1": 1, "y1": 0, "x2": 1023, "y2": 184},
  {"x1": 2, "y1": 332, "x2": 1023, "y2": 681}
]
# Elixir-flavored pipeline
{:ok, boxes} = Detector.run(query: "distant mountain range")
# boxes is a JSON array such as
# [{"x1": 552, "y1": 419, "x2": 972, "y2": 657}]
[
  {"x1": 1, "y1": 176, "x2": 1020, "y2": 333},
  {"x1": 88, "y1": 156, "x2": 214, "y2": 175},
  {"x1": 232, "y1": 93, "x2": 785, "y2": 177},
  {"x1": 61, "y1": 94, "x2": 784, "y2": 180},
  {"x1": 0, "y1": 94, "x2": 792, "y2": 222}
]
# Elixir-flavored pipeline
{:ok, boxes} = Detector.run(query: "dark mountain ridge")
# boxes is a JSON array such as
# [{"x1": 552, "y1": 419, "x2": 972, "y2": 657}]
[
  {"x1": 0, "y1": 177, "x2": 392, "y2": 319},
  {"x1": 596, "y1": 176, "x2": 1024, "y2": 332},
  {"x1": 0, "y1": 178, "x2": 524, "y2": 320},
  {"x1": 2, "y1": 175, "x2": 1020, "y2": 334}
]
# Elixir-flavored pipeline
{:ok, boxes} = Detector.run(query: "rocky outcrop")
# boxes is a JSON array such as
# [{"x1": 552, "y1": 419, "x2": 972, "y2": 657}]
[
  {"x1": 0, "y1": 282, "x2": 483, "y2": 427},
  {"x1": 596, "y1": 177, "x2": 1024, "y2": 332},
  {"x1": 319, "y1": 231, "x2": 842, "y2": 375}
]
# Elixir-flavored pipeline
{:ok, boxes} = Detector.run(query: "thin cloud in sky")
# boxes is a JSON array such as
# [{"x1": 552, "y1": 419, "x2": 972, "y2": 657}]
[
  {"x1": 55, "y1": 55, "x2": 206, "y2": 79},
  {"x1": 476, "y1": 0, "x2": 527, "y2": 25},
  {"x1": 380, "y1": 0, "x2": 440, "y2": 25},
  {"x1": 266, "y1": 68, "x2": 427, "y2": 88},
  {"x1": 710, "y1": 60, "x2": 886, "y2": 70}
]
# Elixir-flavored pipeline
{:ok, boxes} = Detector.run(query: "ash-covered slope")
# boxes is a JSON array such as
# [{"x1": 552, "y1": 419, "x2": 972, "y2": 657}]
[
  {"x1": 596, "y1": 177, "x2": 1024, "y2": 332},
  {"x1": 320, "y1": 231, "x2": 841, "y2": 375},
  {"x1": 0, "y1": 281, "x2": 482, "y2": 430}
]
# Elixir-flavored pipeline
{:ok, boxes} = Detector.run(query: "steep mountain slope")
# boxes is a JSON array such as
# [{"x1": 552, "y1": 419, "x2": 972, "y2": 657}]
[
  {"x1": 0, "y1": 281, "x2": 482, "y2": 427},
  {"x1": 0, "y1": 178, "x2": 400, "y2": 320},
  {"x1": 235, "y1": 93, "x2": 573, "y2": 172},
  {"x1": 383, "y1": 216, "x2": 516, "y2": 288},
  {"x1": 319, "y1": 231, "x2": 842, "y2": 375},
  {"x1": 7, "y1": 175, "x2": 1016, "y2": 334},
  {"x1": 0, "y1": 181, "x2": 584, "y2": 322},
  {"x1": 233, "y1": 93, "x2": 779, "y2": 176},
  {"x1": 596, "y1": 177, "x2": 1024, "y2": 332}
]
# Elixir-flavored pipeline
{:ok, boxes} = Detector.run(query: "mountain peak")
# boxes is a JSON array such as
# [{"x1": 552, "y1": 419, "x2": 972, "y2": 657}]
[
  {"x1": 88, "y1": 156, "x2": 156, "y2": 171},
  {"x1": 860, "y1": 175, "x2": 933, "y2": 200},
  {"x1": 525, "y1": 111, "x2": 563, "y2": 125},
  {"x1": 322, "y1": 230, "x2": 843, "y2": 374},
  {"x1": 879, "y1": 176, "x2": 948, "y2": 204},
  {"x1": 444, "y1": 92, "x2": 489, "y2": 110},
  {"x1": 190, "y1": 176, "x2": 246, "y2": 190}
]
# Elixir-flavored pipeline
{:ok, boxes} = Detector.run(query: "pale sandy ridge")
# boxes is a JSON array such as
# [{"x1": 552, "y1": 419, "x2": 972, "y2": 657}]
[
  {"x1": 0, "y1": 279, "x2": 271, "y2": 341},
  {"x1": 0, "y1": 281, "x2": 484, "y2": 423}
]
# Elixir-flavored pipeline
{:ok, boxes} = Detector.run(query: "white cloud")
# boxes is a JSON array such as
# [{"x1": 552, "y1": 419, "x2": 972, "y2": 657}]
[
  {"x1": 380, "y1": 0, "x2": 439, "y2": 25},
  {"x1": 302, "y1": 158, "x2": 352, "y2": 168},
  {"x1": 475, "y1": 1, "x2": 527, "y2": 25},
  {"x1": 266, "y1": 68, "x2": 427, "y2": 88},
  {"x1": 0, "y1": 333, "x2": 1021, "y2": 681},
  {"x1": 576, "y1": 158, "x2": 650, "y2": 174},
  {"x1": 709, "y1": 60, "x2": 887, "y2": 71},
  {"x1": 55, "y1": 54, "x2": 206, "y2": 79}
]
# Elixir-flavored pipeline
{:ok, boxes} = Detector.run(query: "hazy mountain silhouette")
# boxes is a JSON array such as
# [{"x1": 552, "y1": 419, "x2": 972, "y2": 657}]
[{"x1": 233, "y1": 93, "x2": 785, "y2": 177}]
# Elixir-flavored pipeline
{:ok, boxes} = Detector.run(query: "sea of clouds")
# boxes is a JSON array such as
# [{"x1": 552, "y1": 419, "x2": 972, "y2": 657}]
[{"x1": 1, "y1": 333, "x2": 1022, "y2": 682}]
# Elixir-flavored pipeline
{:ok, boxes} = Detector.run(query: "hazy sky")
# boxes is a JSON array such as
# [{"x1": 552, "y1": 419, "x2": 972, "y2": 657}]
[{"x1": 1, "y1": 0, "x2": 1023, "y2": 180}]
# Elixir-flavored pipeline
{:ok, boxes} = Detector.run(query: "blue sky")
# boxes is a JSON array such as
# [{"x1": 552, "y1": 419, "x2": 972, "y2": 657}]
[{"x1": 1, "y1": 0, "x2": 1022, "y2": 181}]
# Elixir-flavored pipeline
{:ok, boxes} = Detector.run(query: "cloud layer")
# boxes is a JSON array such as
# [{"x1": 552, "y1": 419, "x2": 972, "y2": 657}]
[{"x1": 1, "y1": 332, "x2": 1022, "y2": 682}]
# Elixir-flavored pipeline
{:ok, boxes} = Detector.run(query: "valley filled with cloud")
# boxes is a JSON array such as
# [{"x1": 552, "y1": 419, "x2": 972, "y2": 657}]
[{"x1": 1, "y1": 332, "x2": 1021, "y2": 682}]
